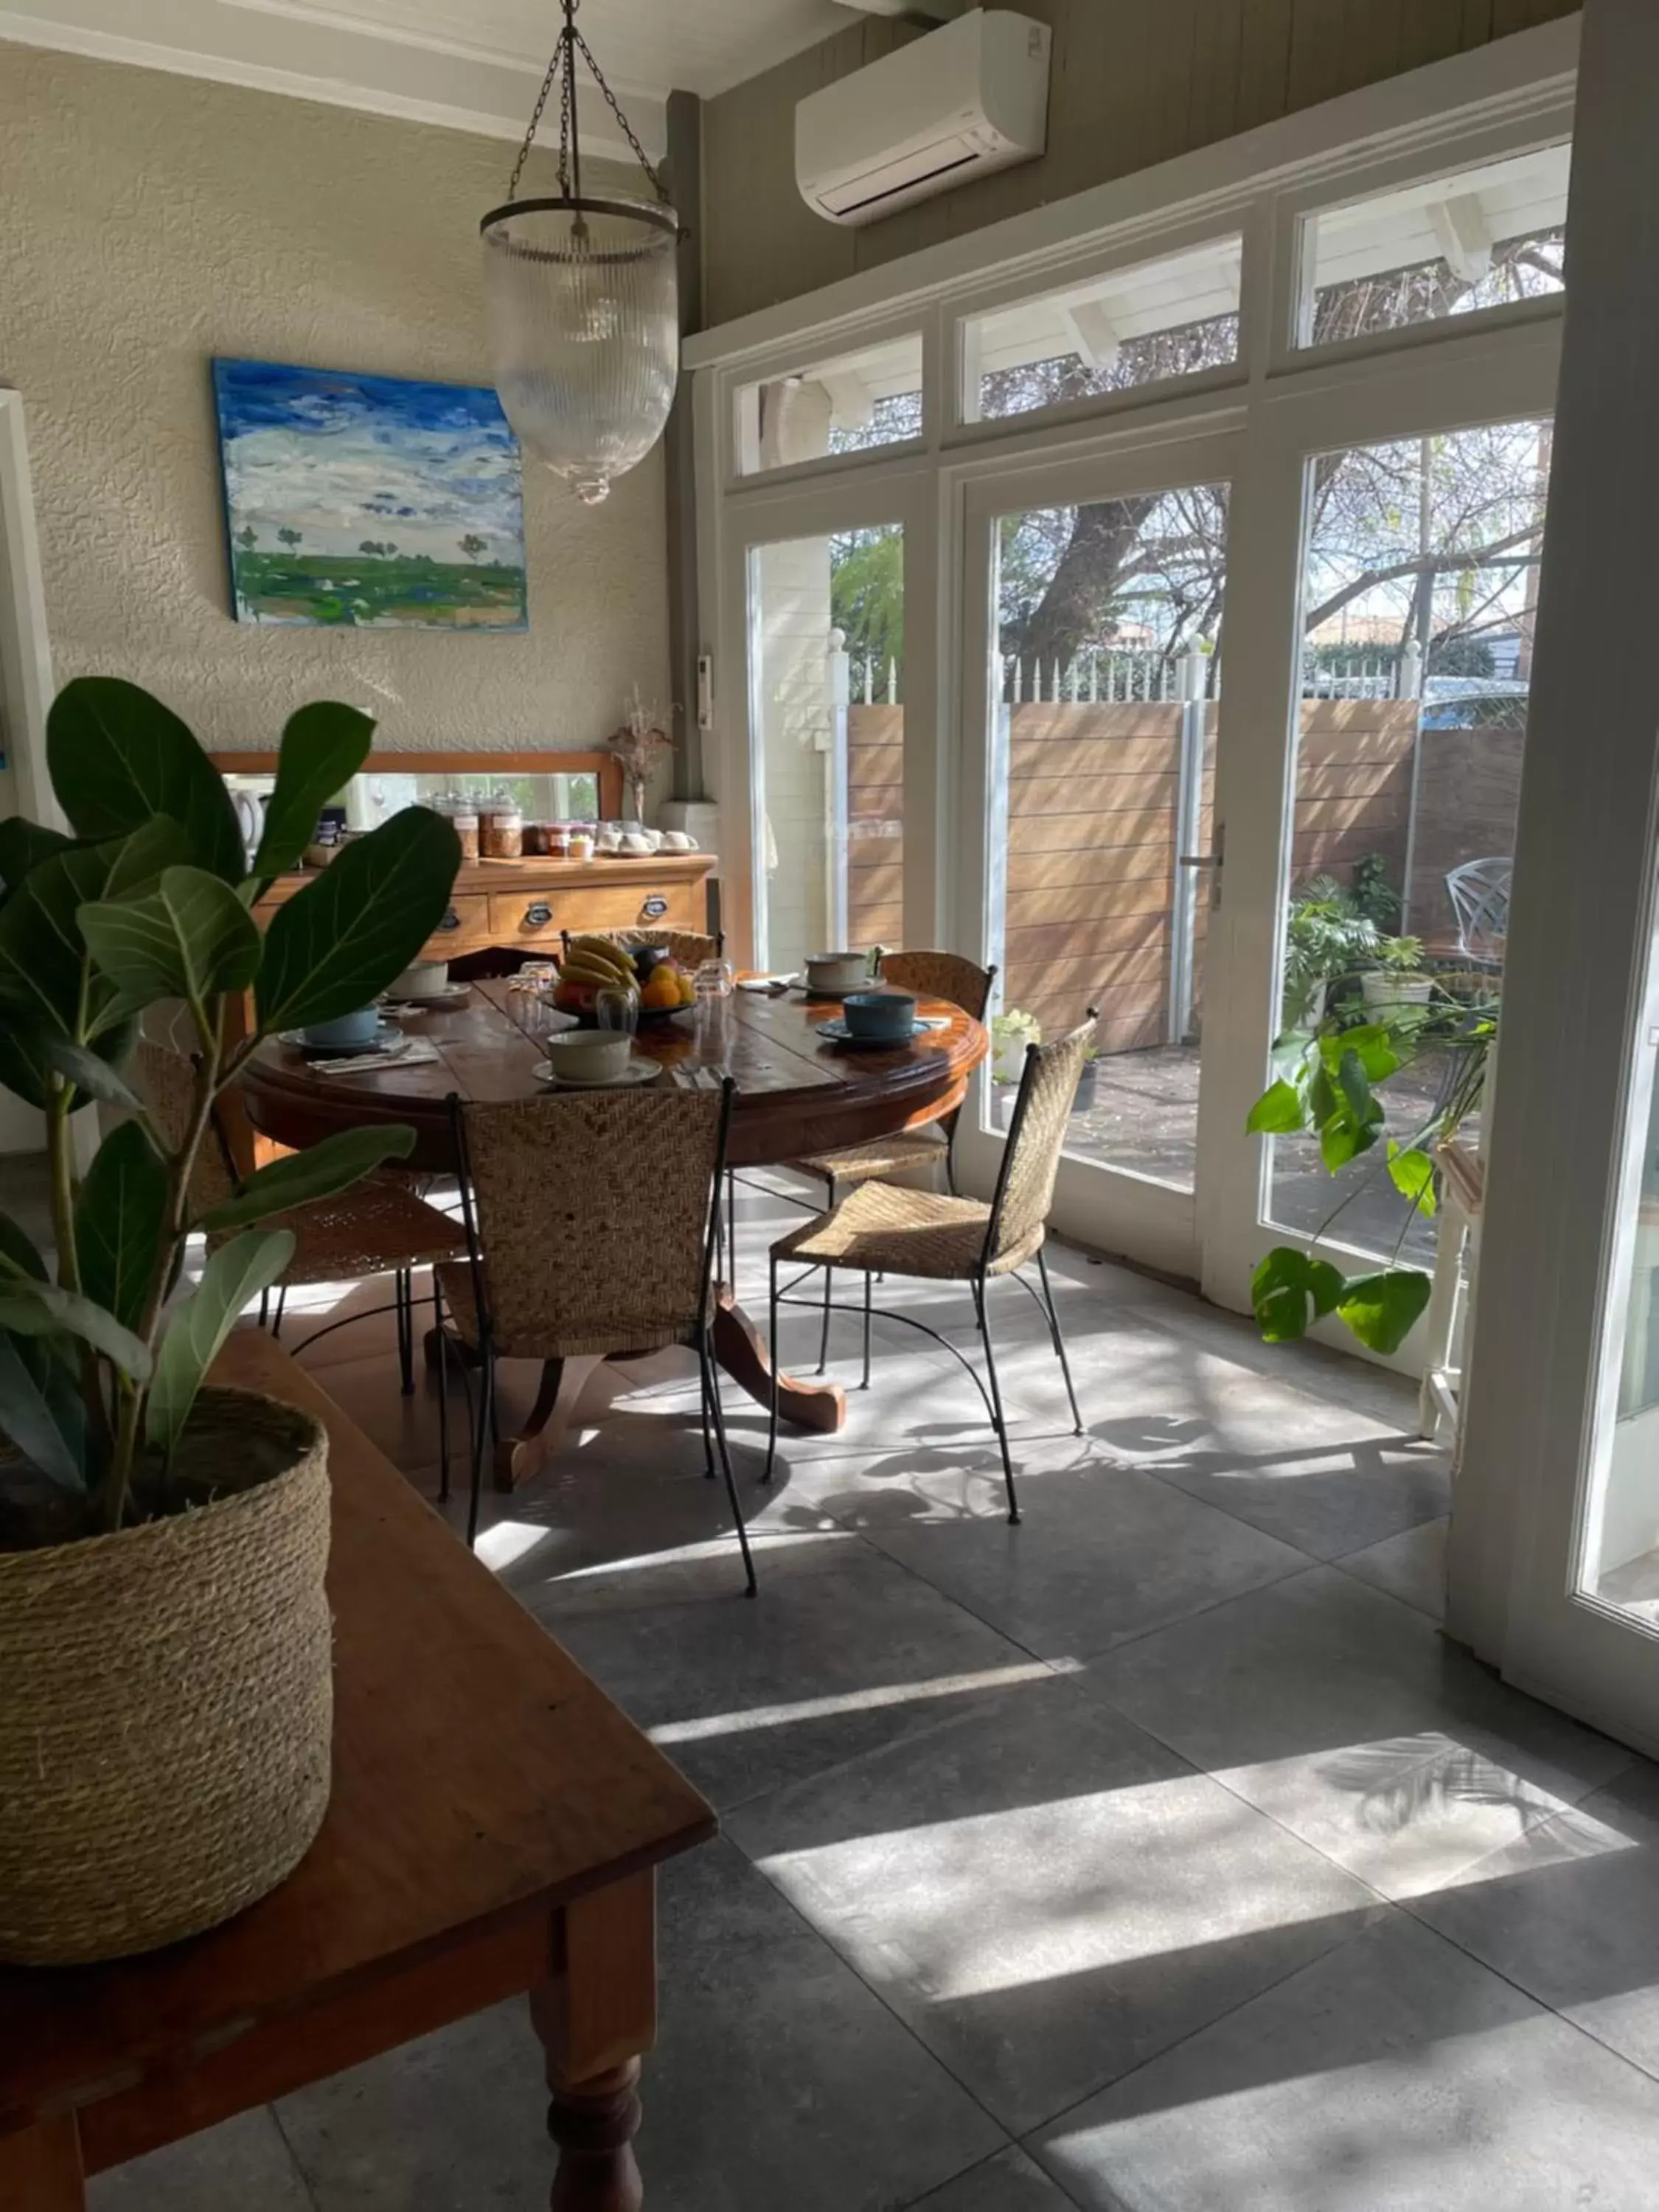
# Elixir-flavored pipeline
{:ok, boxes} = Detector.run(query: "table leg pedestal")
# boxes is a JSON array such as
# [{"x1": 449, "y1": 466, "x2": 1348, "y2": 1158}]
[
  {"x1": 532, "y1": 1870, "x2": 657, "y2": 2211},
  {"x1": 712, "y1": 1287, "x2": 846, "y2": 1433}
]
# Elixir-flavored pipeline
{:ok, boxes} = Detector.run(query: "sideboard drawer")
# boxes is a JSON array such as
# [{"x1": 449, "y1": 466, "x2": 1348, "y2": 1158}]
[
  {"x1": 420, "y1": 894, "x2": 490, "y2": 958},
  {"x1": 487, "y1": 878, "x2": 701, "y2": 946}
]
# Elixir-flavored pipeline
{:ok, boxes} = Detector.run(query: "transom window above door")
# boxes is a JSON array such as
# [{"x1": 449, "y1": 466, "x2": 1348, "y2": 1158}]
[
  {"x1": 734, "y1": 331, "x2": 924, "y2": 476},
  {"x1": 959, "y1": 235, "x2": 1242, "y2": 427}
]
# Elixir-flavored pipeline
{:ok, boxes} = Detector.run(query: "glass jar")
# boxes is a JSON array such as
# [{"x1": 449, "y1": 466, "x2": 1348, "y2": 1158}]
[
  {"x1": 522, "y1": 820, "x2": 550, "y2": 857},
  {"x1": 451, "y1": 807, "x2": 479, "y2": 861},
  {"x1": 479, "y1": 801, "x2": 523, "y2": 860},
  {"x1": 568, "y1": 827, "x2": 595, "y2": 863},
  {"x1": 546, "y1": 821, "x2": 571, "y2": 859}
]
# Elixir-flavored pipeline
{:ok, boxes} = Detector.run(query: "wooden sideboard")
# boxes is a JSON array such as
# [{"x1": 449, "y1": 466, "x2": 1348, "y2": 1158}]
[{"x1": 251, "y1": 850, "x2": 717, "y2": 963}]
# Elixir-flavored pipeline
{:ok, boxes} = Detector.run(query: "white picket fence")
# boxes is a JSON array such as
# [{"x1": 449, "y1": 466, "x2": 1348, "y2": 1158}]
[{"x1": 831, "y1": 642, "x2": 1426, "y2": 711}]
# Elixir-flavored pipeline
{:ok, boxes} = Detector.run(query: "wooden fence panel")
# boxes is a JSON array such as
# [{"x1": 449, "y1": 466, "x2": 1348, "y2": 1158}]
[{"x1": 1405, "y1": 726, "x2": 1524, "y2": 950}]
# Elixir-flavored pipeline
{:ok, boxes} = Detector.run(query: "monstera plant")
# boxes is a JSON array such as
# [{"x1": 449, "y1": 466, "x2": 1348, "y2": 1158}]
[{"x1": 0, "y1": 676, "x2": 462, "y2": 1967}]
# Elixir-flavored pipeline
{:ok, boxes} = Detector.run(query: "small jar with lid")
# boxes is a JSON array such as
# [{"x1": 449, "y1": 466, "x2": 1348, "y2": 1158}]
[
  {"x1": 479, "y1": 797, "x2": 524, "y2": 861},
  {"x1": 450, "y1": 804, "x2": 480, "y2": 860},
  {"x1": 567, "y1": 826, "x2": 595, "y2": 863},
  {"x1": 546, "y1": 822, "x2": 571, "y2": 860},
  {"x1": 521, "y1": 820, "x2": 550, "y2": 858}
]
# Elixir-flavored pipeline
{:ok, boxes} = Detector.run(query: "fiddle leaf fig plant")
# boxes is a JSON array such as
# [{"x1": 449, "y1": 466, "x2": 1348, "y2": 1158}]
[
  {"x1": 1245, "y1": 1005, "x2": 1494, "y2": 1357},
  {"x1": 0, "y1": 677, "x2": 462, "y2": 1538}
]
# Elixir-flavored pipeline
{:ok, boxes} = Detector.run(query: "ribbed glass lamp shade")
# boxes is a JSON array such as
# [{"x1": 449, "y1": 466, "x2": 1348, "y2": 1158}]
[{"x1": 481, "y1": 199, "x2": 678, "y2": 506}]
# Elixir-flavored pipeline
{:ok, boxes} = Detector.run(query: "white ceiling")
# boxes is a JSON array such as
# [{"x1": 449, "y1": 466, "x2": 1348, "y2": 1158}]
[{"x1": 0, "y1": 0, "x2": 865, "y2": 156}]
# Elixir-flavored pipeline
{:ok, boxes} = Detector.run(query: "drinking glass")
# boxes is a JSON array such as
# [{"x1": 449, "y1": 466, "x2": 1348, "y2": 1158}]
[{"x1": 594, "y1": 984, "x2": 639, "y2": 1040}]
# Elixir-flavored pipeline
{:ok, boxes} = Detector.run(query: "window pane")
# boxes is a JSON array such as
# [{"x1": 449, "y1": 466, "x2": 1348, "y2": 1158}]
[
  {"x1": 964, "y1": 237, "x2": 1240, "y2": 425},
  {"x1": 982, "y1": 487, "x2": 1227, "y2": 1192},
  {"x1": 1582, "y1": 927, "x2": 1659, "y2": 1624},
  {"x1": 736, "y1": 335, "x2": 923, "y2": 476},
  {"x1": 748, "y1": 525, "x2": 903, "y2": 971},
  {"x1": 1267, "y1": 417, "x2": 1552, "y2": 1266},
  {"x1": 1300, "y1": 144, "x2": 1568, "y2": 347}
]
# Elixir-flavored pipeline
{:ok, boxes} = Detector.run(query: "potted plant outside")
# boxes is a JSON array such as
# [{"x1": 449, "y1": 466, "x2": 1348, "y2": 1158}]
[
  {"x1": 1358, "y1": 933, "x2": 1433, "y2": 1017},
  {"x1": 0, "y1": 678, "x2": 460, "y2": 1964},
  {"x1": 991, "y1": 1008, "x2": 1041, "y2": 1083}
]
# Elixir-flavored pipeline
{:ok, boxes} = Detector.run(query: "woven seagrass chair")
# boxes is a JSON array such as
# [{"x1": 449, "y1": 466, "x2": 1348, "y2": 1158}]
[
  {"x1": 783, "y1": 950, "x2": 997, "y2": 1371},
  {"x1": 133, "y1": 1040, "x2": 465, "y2": 1399},
  {"x1": 439, "y1": 1080, "x2": 756, "y2": 1589},
  {"x1": 765, "y1": 1012, "x2": 1095, "y2": 1523}
]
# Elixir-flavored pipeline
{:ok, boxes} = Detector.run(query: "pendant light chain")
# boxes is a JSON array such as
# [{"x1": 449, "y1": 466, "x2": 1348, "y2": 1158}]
[{"x1": 503, "y1": 0, "x2": 666, "y2": 207}]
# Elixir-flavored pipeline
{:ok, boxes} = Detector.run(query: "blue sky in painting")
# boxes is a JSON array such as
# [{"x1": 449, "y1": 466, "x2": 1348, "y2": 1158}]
[{"x1": 212, "y1": 358, "x2": 525, "y2": 566}]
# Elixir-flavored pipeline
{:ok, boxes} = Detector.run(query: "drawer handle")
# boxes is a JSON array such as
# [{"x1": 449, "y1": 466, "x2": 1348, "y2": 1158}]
[
  {"x1": 639, "y1": 896, "x2": 669, "y2": 921},
  {"x1": 523, "y1": 902, "x2": 553, "y2": 928},
  {"x1": 437, "y1": 907, "x2": 463, "y2": 933}
]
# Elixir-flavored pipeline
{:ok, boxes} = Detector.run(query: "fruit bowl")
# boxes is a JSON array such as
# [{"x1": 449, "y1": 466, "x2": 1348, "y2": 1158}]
[{"x1": 550, "y1": 937, "x2": 697, "y2": 1026}]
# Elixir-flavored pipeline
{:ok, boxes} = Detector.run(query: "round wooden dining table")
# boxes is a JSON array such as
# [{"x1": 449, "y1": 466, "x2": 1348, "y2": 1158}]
[{"x1": 239, "y1": 978, "x2": 989, "y2": 1478}]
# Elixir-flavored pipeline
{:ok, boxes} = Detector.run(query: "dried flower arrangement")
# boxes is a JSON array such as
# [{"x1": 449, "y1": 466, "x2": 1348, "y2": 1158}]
[{"x1": 606, "y1": 686, "x2": 675, "y2": 821}]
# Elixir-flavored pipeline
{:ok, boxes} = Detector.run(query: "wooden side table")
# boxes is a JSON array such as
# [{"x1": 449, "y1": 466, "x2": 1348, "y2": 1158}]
[{"x1": 0, "y1": 1329, "x2": 714, "y2": 2209}]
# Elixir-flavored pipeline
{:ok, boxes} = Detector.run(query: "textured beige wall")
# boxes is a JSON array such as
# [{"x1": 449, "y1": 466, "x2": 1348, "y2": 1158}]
[
  {"x1": 701, "y1": 0, "x2": 1579, "y2": 327},
  {"x1": 0, "y1": 44, "x2": 669, "y2": 754}
]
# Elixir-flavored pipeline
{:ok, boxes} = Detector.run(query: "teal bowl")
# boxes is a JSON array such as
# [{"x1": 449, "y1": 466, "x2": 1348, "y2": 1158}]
[
  {"x1": 841, "y1": 990, "x2": 917, "y2": 1042},
  {"x1": 302, "y1": 1006, "x2": 380, "y2": 1051}
]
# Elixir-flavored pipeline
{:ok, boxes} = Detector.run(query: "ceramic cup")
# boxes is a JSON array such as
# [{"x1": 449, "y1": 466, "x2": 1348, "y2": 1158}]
[
  {"x1": 302, "y1": 1006, "x2": 380, "y2": 1051},
  {"x1": 841, "y1": 990, "x2": 917, "y2": 1043},
  {"x1": 804, "y1": 950, "x2": 870, "y2": 994},
  {"x1": 390, "y1": 960, "x2": 449, "y2": 999},
  {"x1": 543, "y1": 1029, "x2": 634, "y2": 1083}
]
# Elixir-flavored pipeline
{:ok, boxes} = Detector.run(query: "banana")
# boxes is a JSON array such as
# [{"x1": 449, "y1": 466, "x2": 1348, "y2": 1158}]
[
  {"x1": 567, "y1": 934, "x2": 637, "y2": 980},
  {"x1": 558, "y1": 953, "x2": 638, "y2": 992}
]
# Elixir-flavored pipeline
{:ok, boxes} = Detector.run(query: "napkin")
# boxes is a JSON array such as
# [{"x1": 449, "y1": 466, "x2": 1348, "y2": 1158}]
[{"x1": 316, "y1": 1039, "x2": 442, "y2": 1077}]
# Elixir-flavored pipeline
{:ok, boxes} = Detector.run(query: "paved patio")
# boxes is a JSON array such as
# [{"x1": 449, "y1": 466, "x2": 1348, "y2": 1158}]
[
  {"x1": 997, "y1": 1044, "x2": 1454, "y2": 1267},
  {"x1": 92, "y1": 1177, "x2": 1658, "y2": 2212}
]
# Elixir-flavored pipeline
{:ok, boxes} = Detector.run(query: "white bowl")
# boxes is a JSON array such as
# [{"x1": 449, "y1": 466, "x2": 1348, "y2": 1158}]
[
  {"x1": 541, "y1": 1030, "x2": 633, "y2": 1083},
  {"x1": 391, "y1": 959, "x2": 449, "y2": 998}
]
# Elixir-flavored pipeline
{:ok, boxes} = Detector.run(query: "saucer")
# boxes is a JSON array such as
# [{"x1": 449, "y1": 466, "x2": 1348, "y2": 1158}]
[
  {"x1": 280, "y1": 1020, "x2": 408, "y2": 1060},
  {"x1": 815, "y1": 1015, "x2": 930, "y2": 1046},
  {"x1": 532, "y1": 1054, "x2": 662, "y2": 1089}
]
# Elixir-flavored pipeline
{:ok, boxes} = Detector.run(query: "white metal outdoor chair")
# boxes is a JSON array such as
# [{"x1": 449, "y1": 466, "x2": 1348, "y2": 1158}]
[{"x1": 1444, "y1": 857, "x2": 1512, "y2": 968}]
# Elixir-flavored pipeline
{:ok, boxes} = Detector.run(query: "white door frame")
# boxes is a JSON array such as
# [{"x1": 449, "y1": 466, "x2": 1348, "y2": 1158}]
[{"x1": 1448, "y1": 0, "x2": 1659, "y2": 1754}]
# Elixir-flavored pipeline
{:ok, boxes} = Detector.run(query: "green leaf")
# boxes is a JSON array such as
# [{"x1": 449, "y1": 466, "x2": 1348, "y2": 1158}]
[
  {"x1": 1251, "y1": 1246, "x2": 1346, "y2": 1343},
  {"x1": 0, "y1": 1208, "x2": 47, "y2": 1282},
  {"x1": 0, "y1": 818, "x2": 74, "y2": 897},
  {"x1": 1336, "y1": 1268, "x2": 1433, "y2": 1355},
  {"x1": 256, "y1": 807, "x2": 462, "y2": 1035},
  {"x1": 0, "y1": 1015, "x2": 136, "y2": 1113},
  {"x1": 0, "y1": 1327, "x2": 86, "y2": 1490},
  {"x1": 1246, "y1": 1079, "x2": 1309, "y2": 1135},
  {"x1": 75, "y1": 1120, "x2": 170, "y2": 1329},
  {"x1": 251, "y1": 701, "x2": 376, "y2": 885},
  {"x1": 46, "y1": 677, "x2": 245, "y2": 885},
  {"x1": 0, "y1": 819, "x2": 188, "y2": 1038},
  {"x1": 145, "y1": 1227, "x2": 295, "y2": 1457},
  {"x1": 1386, "y1": 1141, "x2": 1438, "y2": 1219},
  {"x1": 0, "y1": 1280, "x2": 153, "y2": 1380},
  {"x1": 200, "y1": 1122, "x2": 416, "y2": 1233},
  {"x1": 1328, "y1": 1023, "x2": 1403, "y2": 1085},
  {"x1": 41, "y1": 1034, "x2": 142, "y2": 1111},
  {"x1": 80, "y1": 864, "x2": 262, "y2": 1012}
]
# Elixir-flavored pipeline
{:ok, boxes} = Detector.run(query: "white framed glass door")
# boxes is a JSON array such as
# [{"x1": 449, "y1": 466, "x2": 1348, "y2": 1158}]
[
  {"x1": 952, "y1": 434, "x2": 1243, "y2": 1281},
  {"x1": 715, "y1": 472, "x2": 938, "y2": 977}
]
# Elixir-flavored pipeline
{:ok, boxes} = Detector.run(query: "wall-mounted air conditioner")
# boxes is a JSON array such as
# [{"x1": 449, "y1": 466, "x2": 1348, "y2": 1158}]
[{"x1": 796, "y1": 10, "x2": 1051, "y2": 228}]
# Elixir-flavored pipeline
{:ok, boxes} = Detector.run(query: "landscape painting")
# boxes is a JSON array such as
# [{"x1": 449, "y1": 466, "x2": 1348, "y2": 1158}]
[{"x1": 212, "y1": 358, "x2": 528, "y2": 630}]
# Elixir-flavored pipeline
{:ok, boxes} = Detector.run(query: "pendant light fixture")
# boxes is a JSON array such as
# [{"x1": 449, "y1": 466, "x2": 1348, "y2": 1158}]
[{"x1": 481, "y1": 0, "x2": 678, "y2": 506}]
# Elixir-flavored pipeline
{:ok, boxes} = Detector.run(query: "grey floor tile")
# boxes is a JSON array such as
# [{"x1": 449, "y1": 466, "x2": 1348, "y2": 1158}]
[
  {"x1": 730, "y1": 1673, "x2": 1379, "y2": 2135},
  {"x1": 534, "y1": 1534, "x2": 1055, "y2": 1812},
  {"x1": 1030, "y1": 1913, "x2": 1659, "y2": 2211},
  {"x1": 907, "y1": 2145, "x2": 1077, "y2": 2209},
  {"x1": 850, "y1": 1463, "x2": 1309, "y2": 1663},
  {"x1": 1340, "y1": 1517, "x2": 1448, "y2": 1620},
  {"x1": 1148, "y1": 1428, "x2": 1447, "y2": 1562},
  {"x1": 1085, "y1": 1568, "x2": 1632, "y2": 1899},
  {"x1": 89, "y1": 2107, "x2": 313, "y2": 2211},
  {"x1": 1415, "y1": 1755, "x2": 1659, "y2": 2079}
]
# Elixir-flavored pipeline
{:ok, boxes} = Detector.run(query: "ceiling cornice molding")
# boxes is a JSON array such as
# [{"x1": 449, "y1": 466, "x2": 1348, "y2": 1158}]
[{"x1": 0, "y1": 0, "x2": 668, "y2": 156}]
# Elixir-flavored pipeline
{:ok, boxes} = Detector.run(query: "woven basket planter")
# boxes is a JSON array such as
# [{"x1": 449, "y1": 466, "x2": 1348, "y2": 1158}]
[{"x1": 0, "y1": 1388, "x2": 333, "y2": 1966}]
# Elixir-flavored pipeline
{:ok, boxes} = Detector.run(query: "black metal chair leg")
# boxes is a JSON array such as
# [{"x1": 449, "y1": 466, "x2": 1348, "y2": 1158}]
[
  {"x1": 466, "y1": 1344, "x2": 494, "y2": 1550},
  {"x1": 434, "y1": 1278, "x2": 451, "y2": 1503},
  {"x1": 258, "y1": 1287, "x2": 271, "y2": 1331},
  {"x1": 861, "y1": 1268, "x2": 872, "y2": 1390},
  {"x1": 973, "y1": 1273, "x2": 1020, "y2": 1524},
  {"x1": 396, "y1": 1268, "x2": 416, "y2": 1395},
  {"x1": 763, "y1": 1255, "x2": 782, "y2": 1483},
  {"x1": 700, "y1": 1345, "x2": 716, "y2": 1479},
  {"x1": 271, "y1": 1281, "x2": 288, "y2": 1339},
  {"x1": 702, "y1": 1335, "x2": 757, "y2": 1597},
  {"x1": 725, "y1": 1167, "x2": 737, "y2": 1288},
  {"x1": 1037, "y1": 1244, "x2": 1083, "y2": 1436},
  {"x1": 816, "y1": 1175, "x2": 835, "y2": 1373}
]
